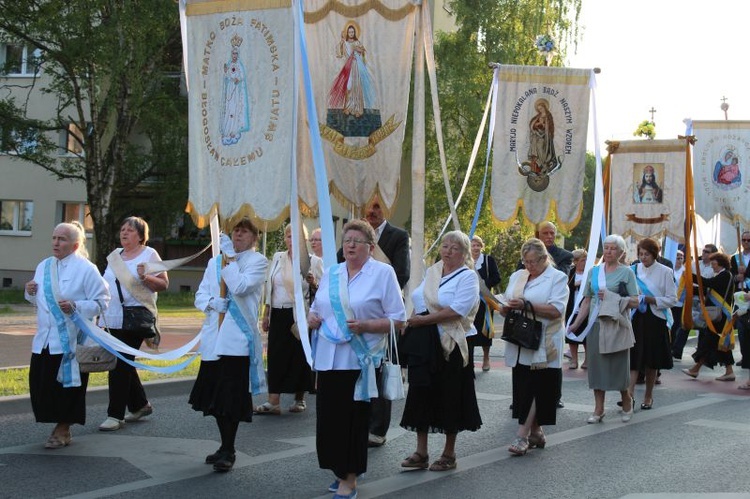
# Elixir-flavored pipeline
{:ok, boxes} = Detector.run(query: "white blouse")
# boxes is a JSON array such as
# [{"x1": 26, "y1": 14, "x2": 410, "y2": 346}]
[{"x1": 411, "y1": 266, "x2": 479, "y2": 337}]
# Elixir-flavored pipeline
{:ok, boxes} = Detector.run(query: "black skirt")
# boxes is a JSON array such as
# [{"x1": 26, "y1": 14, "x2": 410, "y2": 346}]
[
  {"x1": 630, "y1": 308, "x2": 674, "y2": 371},
  {"x1": 400, "y1": 324, "x2": 482, "y2": 434},
  {"x1": 469, "y1": 301, "x2": 493, "y2": 348},
  {"x1": 29, "y1": 348, "x2": 89, "y2": 425},
  {"x1": 188, "y1": 356, "x2": 253, "y2": 422},
  {"x1": 693, "y1": 325, "x2": 735, "y2": 369},
  {"x1": 267, "y1": 308, "x2": 312, "y2": 394},
  {"x1": 511, "y1": 364, "x2": 561, "y2": 426},
  {"x1": 316, "y1": 370, "x2": 370, "y2": 478}
]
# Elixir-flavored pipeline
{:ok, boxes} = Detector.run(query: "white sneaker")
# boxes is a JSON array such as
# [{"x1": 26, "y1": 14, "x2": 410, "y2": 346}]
[
  {"x1": 99, "y1": 417, "x2": 124, "y2": 431},
  {"x1": 124, "y1": 403, "x2": 153, "y2": 422},
  {"x1": 367, "y1": 433, "x2": 386, "y2": 447}
]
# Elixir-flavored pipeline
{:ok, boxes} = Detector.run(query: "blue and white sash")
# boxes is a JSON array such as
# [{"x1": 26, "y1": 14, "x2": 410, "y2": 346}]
[
  {"x1": 43, "y1": 257, "x2": 81, "y2": 388},
  {"x1": 216, "y1": 256, "x2": 267, "y2": 395},
  {"x1": 316, "y1": 263, "x2": 385, "y2": 402},
  {"x1": 631, "y1": 264, "x2": 674, "y2": 329},
  {"x1": 566, "y1": 264, "x2": 607, "y2": 342}
]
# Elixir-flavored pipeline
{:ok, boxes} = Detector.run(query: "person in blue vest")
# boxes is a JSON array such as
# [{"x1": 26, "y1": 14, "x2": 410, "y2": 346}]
[
  {"x1": 25, "y1": 221, "x2": 110, "y2": 449},
  {"x1": 190, "y1": 218, "x2": 268, "y2": 472}
]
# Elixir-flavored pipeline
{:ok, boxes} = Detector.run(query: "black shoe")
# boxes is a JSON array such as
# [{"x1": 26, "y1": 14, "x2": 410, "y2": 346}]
[
  {"x1": 205, "y1": 448, "x2": 224, "y2": 464},
  {"x1": 556, "y1": 399, "x2": 564, "y2": 409},
  {"x1": 213, "y1": 451, "x2": 236, "y2": 472}
]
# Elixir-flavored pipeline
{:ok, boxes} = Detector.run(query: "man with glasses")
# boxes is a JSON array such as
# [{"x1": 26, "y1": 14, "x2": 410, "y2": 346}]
[
  {"x1": 337, "y1": 195, "x2": 410, "y2": 447},
  {"x1": 731, "y1": 232, "x2": 750, "y2": 368}
]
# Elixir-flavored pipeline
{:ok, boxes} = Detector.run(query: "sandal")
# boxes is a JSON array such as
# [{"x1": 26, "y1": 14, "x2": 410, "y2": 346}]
[
  {"x1": 429, "y1": 454, "x2": 457, "y2": 471},
  {"x1": 738, "y1": 383, "x2": 750, "y2": 390},
  {"x1": 289, "y1": 400, "x2": 307, "y2": 413},
  {"x1": 528, "y1": 430, "x2": 546, "y2": 449},
  {"x1": 44, "y1": 432, "x2": 72, "y2": 449},
  {"x1": 401, "y1": 451, "x2": 429, "y2": 469},
  {"x1": 253, "y1": 402, "x2": 281, "y2": 415},
  {"x1": 508, "y1": 437, "x2": 529, "y2": 456}
]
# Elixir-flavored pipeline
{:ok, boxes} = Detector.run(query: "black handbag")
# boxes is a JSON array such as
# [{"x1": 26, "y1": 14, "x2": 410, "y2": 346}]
[
  {"x1": 501, "y1": 300, "x2": 543, "y2": 350},
  {"x1": 116, "y1": 279, "x2": 157, "y2": 338}
]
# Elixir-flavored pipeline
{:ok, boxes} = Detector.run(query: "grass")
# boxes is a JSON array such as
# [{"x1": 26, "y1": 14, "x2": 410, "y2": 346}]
[{"x1": 0, "y1": 355, "x2": 200, "y2": 397}]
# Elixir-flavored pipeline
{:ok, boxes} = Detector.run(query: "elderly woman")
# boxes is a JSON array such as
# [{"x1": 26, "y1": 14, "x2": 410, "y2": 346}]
[
  {"x1": 568, "y1": 235, "x2": 639, "y2": 424},
  {"x1": 25, "y1": 221, "x2": 110, "y2": 448},
  {"x1": 399, "y1": 230, "x2": 482, "y2": 472},
  {"x1": 628, "y1": 238, "x2": 677, "y2": 409},
  {"x1": 682, "y1": 252, "x2": 736, "y2": 381},
  {"x1": 468, "y1": 235, "x2": 501, "y2": 372},
  {"x1": 98, "y1": 216, "x2": 168, "y2": 431},
  {"x1": 256, "y1": 224, "x2": 314, "y2": 415},
  {"x1": 190, "y1": 218, "x2": 268, "y2": 472},
  {"x1": 307, "y1": 219, "x2": 406, "y2": 499},
  {"x1": 565, "y1": 249, "x2": 588, "y2": 369},
  {"x1": 502, "y1": 239, "x2": 568, "y2": 455}
]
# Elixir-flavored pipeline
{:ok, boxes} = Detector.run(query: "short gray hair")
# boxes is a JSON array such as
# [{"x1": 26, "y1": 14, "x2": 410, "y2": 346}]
[{"x1": 603, "y1": 234, "x2": 626, "y2": 253}]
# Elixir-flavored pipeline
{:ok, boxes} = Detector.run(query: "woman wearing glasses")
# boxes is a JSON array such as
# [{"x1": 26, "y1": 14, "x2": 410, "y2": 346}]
[{"x1": 501, "y1": 238, "x2": 568, "y2": 455}]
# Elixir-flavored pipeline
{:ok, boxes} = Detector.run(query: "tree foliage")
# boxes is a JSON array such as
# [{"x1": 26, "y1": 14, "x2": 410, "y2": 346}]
[
  {"x1": 0, "y1": 0, "x2": 186, "y2": 269},
  {"x1": 424, "y1": 0, "x2": 582, "y2": 280}
]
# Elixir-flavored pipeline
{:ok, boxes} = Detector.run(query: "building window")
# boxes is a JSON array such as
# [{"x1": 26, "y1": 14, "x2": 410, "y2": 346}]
[
  {"x1": 60, "y1": 123, "x2": 85, "y2": 156},
  {"x1": 1, "y1": 43, "x2": 41, "y2": 76},
  {"x1": 0, "y1": 126, "x2": 39, "y2": 155},
  {"x1": 60, "y1": 202, "x2": 94, "y2": 234},
  {"x1": 0, "y1": 200, "x2": 33, "y2": 234}
]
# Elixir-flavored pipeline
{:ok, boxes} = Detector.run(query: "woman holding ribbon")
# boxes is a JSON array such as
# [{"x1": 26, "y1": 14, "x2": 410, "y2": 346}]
[
  {"x1": 25, "y1": 221, "x2": 110, "y2": 449},
  {"x1": 568, "y1": 235, "x2": 639, "y2": 424},
  {"x1": 399, "y1": 231, "x2": 482, "y2": 472},
  {"x1": 190, "y1": 218, "x2": 268, "y2": 472},
  {"x1": 98, "y1": 216, "x2": 168, "y2": 432},
  {"x1": 307, "y1": 219, "x2": 406, "y2": 499},
  {"x1": 468, "y1": 235, "x2": 501, "y2": 372},
  {"x1": 255, "y1": 223, "x2": 314, "y2": 415},
  {"x1": 628, "y1": 238, "x2": 677, "y2": 410}
]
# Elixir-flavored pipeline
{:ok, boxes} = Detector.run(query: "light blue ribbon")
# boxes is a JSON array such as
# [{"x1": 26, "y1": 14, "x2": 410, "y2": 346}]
[
  {"x1": 216, "y1": 256, "x2": 265, "y2": 394},
  {"x1": 631, "y1": 264, "x2": 673, "y2": 329},
  {"x1": 319, "y1": 264, "x2": 383, "y2": 402},
  {"x1": 43, "y1": 258, "x2": 81, "y2": 388}
]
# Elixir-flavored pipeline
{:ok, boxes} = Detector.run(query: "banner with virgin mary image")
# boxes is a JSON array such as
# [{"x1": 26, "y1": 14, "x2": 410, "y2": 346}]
[
  {"x1": 607, "y1": 139, "x2": 687, "y2": 241},
  {"x1": 296, "y1": 0, "x2": 418, "y2": 214},
  {"x1": 184, "y1": 0, "x2": 294, "y2": 228},
  {"x1": 491, "y1": 65, "x2": 592, "y2": 231},
  {"x1": 692, "y1": 120, "x2": 750, "y2": 226}
]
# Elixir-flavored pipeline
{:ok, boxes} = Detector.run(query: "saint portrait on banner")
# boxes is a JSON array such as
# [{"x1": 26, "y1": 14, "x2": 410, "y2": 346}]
[
  {"x1": 527, "y1": 98, "x2": 558, "y2": 175},
  {"x1": 220, "y1": 33, "x2": 250, "y2": 146},
  {"x1": 633, "y1": 164, "x2": 663, "y2": 204},
  {"x1": 712, "y1": 148, "x2": 742, "y2": 190}
]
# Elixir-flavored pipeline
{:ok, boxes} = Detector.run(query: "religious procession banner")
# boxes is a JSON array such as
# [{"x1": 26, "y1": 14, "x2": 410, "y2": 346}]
[
  {"x1": 491, "y1": 66, "x2": 591, "y2": 231},
  {"x1": 607, "y1": 139, "x2": 687, "y2": 241},
  {"x1": 296, "y1": 0, "x2": 418, "y2": 214},
  {"x1": 692, "y1": 120, "x2": 750, "y2": 227},
  {"x1": 184, "y1": 0, "x2": 294, "y2": 229}
]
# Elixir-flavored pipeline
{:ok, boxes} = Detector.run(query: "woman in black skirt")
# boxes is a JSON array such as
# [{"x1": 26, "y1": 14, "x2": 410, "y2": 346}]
[
  {"x1": 682, "y1": 251, "x2": 736, "y2": 381},
  {"x1": 190, "y1": 218, "x2": 268, "y2": 472},
  {"x1": 25, "y1": 221, "x2": 110, "y2": 449},
  {"x1": 628, "y1": 238, "x2": 678, "y2": 410},
  {"x1": 307, "y1": 220, "x2": 406, "y2": 499},
  {"x1": 565, "y1": 249, "x2": 588, "y2": 369},
  {"x1": 468, "y1": 235, "x2": 501, "y2": 371},
  {"x1": 400, "y1": 231, "x2": 481, "y2": 471}
]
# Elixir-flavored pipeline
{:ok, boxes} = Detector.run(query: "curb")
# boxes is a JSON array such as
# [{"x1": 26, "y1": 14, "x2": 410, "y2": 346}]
[{"x1": 0, "y1": 377, "x2": 196, "y2": 416}]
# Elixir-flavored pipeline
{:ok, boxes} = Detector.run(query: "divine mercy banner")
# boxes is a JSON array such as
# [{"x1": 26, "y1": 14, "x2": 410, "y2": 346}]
[
  {"x1": 491, "y1": 66, "x2": 591, "y2": 231},
  {"x1": 184, "y1": 0, "x2": 294, "y2": 228},
  {"x1": 692, "y1": 120, "x2": 750, "y2": 226},
  {"x1": 607, "y1": 139, "x2": 687, "y2": 241},
  {"x1": 296, "y1": 0, "x2": 418, "y2": 214}
]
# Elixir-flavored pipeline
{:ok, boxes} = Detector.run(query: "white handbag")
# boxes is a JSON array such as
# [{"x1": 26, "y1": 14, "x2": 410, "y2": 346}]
[{"x1": 380, "y1": 319, "x2": 405, "y2": 401}]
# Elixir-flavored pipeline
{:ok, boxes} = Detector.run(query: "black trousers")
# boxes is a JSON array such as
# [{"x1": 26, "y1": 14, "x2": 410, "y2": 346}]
[{"x1": 107, "y1": 329, "x2": 148, "y2": 420}]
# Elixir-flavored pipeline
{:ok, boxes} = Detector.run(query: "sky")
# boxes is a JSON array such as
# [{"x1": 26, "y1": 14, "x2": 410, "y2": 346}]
[{"x1": 568, "y1": 0, "x2": 750, "y2": 151}]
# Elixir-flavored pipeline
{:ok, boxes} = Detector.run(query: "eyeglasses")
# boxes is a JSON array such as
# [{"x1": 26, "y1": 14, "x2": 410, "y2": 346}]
[
  {"x1": 702, "y1": 250, "x2": 711, "y2": 254},
  {"x1": 343, "y1": 237, "x2": 368, "y2": 246},
  {"x1": 743, "y1": 239, "x2": 750, "y2": 242},
  {"x1": 309, "y1": 238, "x2": 321, "y2": 242},
  {"x1": 522, "y1": 256, "x2": 545, "y2": 266}
]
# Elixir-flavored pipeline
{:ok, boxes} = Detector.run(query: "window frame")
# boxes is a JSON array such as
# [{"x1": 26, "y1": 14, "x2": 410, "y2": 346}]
[
  {"x1": 1, "y1": 42, "x2": 41, "y2": 77},
  {"x1": 0, "y1": 199, "x2": 34, "y2": 236},
  {"x1": 59, "y1": 202, "x2": 94, "y2": 236}
]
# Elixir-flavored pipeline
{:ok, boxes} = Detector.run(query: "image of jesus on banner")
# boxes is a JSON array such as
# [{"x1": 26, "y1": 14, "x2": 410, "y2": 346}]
[{"x1": 328, "y1": 21, "x2": 377, "y2": 118}]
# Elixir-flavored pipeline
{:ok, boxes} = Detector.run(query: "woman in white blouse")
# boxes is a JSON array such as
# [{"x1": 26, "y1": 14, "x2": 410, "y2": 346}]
[
  {"x1": 25, "y1": 221, "x2": 110, "y2": 449},
  {"x1": 307, "y1": 219, "x2": 406, "y2": 499},
  {"x1": 190, "y1": 218, "x2": 268, "y2": 472},
  {"x1": 502, "y1": 238, "x2": 568, "y2": 456},
  {"x1": 399, "y1": 231, "x2": 482, "y2": 472}
]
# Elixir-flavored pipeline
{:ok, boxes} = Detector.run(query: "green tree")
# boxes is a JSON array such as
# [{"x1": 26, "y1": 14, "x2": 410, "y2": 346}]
[
  {"x1": 423, "y1": 0, "x2": 582, "y2": 263},
  {"x1": 0, "y1": 0, "x2": 186, "y2": 269}
]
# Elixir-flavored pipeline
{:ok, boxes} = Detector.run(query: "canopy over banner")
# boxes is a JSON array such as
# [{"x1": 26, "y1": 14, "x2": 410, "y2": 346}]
[
  {"x1": 297, "y1": 0, "x2": 418, "y2": 215},
  {"x1": 491, "y1": 65, "x2": 591, "y2": 231},
  {"x1": 185, "y1": 0, "x2": 295, "y2": 229},
  {"x1": 692, "y1": 120, "x2": 750, "y2": 227},
  {"x1": 607, "y1": 139, "x2": 687, "y2": 241}
]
